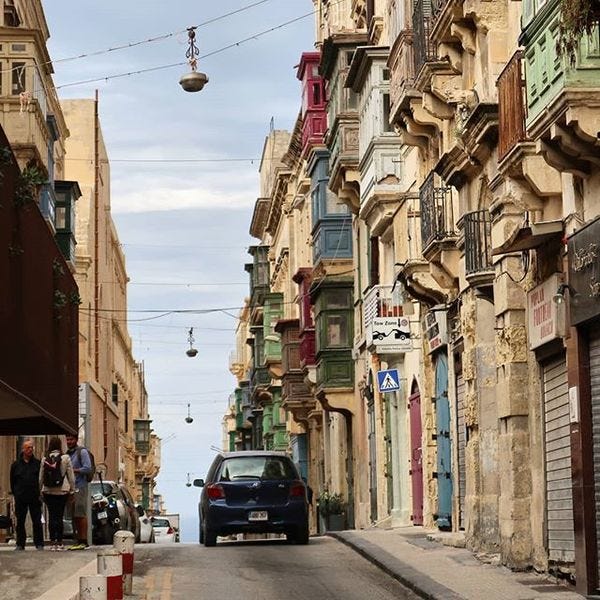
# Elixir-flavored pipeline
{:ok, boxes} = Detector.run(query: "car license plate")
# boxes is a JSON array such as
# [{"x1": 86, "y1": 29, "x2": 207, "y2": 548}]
[
  {"x1": 97, "y1": 511, "x2": 108, "y2": 520},
  {"x1": 248, "y1": 511, "x2": 268, "y2": 521}
]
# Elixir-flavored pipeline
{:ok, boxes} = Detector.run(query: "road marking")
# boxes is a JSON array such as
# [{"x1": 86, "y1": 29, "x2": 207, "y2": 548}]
[{"x1": 161, "y1": 568, "x2": 173, "y2": 600}]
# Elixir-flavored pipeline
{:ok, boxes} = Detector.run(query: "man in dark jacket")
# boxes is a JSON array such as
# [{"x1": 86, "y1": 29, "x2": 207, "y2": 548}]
[{"x1": 10, "y1": 438, "x2": 44, "y2": 550}]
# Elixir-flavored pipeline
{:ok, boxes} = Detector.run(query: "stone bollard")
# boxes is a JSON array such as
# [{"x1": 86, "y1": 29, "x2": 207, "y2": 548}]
[
  {"x1": 113, "y1": 530, "x2": 135, "y2": 596},
  {"x1": 97, "y1": 547, "x2": 123, "y2": 600},
  {"x1": 80, "y1": 575, "x2": 108, "y2": 600}
]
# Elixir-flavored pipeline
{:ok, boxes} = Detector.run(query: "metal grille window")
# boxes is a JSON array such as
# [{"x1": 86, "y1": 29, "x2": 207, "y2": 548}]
[
  {"x1": 419, "y1": 172, "x2": 455, "y2": 251},
  {"x1": 463, "y1": 210, "x2": 493, "y2": 275}
]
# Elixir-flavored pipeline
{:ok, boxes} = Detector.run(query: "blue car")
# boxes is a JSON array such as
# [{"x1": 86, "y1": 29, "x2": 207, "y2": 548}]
[{"x1": 194, "y1": 451, "x2": 309, "y2": 547}]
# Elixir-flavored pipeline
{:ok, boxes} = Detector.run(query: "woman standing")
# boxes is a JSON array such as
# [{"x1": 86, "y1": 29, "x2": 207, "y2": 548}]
[{"x1": 39, "y1": 436, "x2": 75, "y2": 551}]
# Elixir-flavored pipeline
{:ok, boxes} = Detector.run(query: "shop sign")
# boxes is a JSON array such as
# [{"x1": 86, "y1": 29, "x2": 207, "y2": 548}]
[
  {"x1": 527, "y1": 274, "x2": 564, "y2": 349},
  {"x1": 368, "y1": 316, "x2": 413, "y2": 353},
  {"x1": 568, "y1": 216, "x2": 600, "y2": 326},
  {"x1": 424, "y1": 308, "x2": 447, "y2": 354}
]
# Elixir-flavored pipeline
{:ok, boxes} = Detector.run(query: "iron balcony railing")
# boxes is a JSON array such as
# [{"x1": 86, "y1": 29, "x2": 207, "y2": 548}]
[
  {"x1": 419, "y1": 172, "x2": 456, "y2": 251},
  {"x1": 412, "y1": 0, "x2": 437, "y2": 76},
  {"x1": 430, "y1": 0, "x2": 451, "y2": 29},
  {"x1": 497, "y1": 51, "x2": 527, "y2": 161},
  {"x1": 463, "y1": 210, "x2": 493, "y2": 276}
]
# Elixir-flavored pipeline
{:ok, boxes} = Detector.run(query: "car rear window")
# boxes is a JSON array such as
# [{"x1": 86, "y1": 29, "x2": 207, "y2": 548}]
[
  {"x1": 218, "y1": 456, "x2": 296, "y2": 481},
  {"x1": 152, "y1": 518, "x2": 170, "y2": 528}
]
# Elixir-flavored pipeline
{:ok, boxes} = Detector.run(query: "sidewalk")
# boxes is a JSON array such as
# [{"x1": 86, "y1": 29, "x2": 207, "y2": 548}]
[
  {"x1": 329, "y1": 527, "x2": 582, "y2": 600},
  {"x1": 0, "y1": 544, "x2": 97, "y2": 600}
]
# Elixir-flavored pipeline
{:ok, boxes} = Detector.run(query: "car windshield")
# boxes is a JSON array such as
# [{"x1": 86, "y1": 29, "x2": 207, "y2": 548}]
[
  {"x1": 218, "y1": 456, "x2": 296, "y2": 482},
  {"x1": 152, "y1": 518, "x2": 170, "y2": 528}
]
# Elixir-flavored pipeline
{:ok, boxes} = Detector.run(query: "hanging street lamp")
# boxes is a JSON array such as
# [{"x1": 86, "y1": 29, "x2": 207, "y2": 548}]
[
  {"x1": 179, "y1": 27, "x2": 209, "y2": 92},
  {"x1": 186, "y1": 327, "x2": 198, "y2": 357}
]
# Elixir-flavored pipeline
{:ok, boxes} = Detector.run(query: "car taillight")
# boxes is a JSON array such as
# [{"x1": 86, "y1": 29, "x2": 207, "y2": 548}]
[
  {"x1": 167, "y1": 527, "x2": 174, "y2": 534},
  {"x1": 290, "y1": 481, "x2": 306, "y2": 497},
  {"x1": 206, "y1": 483, "x2": 225, "y2": 500}
]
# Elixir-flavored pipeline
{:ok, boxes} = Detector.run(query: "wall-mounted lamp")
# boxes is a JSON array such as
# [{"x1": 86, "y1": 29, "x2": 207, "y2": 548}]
[
  {"x1": 553, "y1": 283, "x2": 577, "y2": 305},
  {"x1": 185, "y1": 403, "x2": 194, "y2": 424},
  {"x1": 186, "y1": 472, "x2": 192, "y2": 487}
]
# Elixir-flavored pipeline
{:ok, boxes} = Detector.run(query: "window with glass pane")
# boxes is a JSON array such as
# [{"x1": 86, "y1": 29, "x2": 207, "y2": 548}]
[
  {"x1": 326, "y1": 314, "x2": 348, "y2": 346},
  {"x1": 326, "y1": 289, "x2": 350, "y2": 309},
  {"x1": 325, "y1": 188, "x2": 348, "y2": 215},
  {"x1": 11, "y1": 62, "x2": 25, "y2": 95},
  {"x1": 55, "y1": 206, "x2": 66, "y2": 229}
]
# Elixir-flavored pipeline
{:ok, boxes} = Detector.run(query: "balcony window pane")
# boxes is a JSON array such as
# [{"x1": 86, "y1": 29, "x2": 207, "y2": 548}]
[
  {"x1": 326, "y1": 289, "x2": 350, "y2": 308},
  {"x1": 325, "y1": 189, "x2": 348, "y2": 215},
  {"x1": 55, "y1": 206, "x2": 66, "y2": 229},
  {"x1": 11, "y1": 62, "x2": 25, "y2": 95},
  {"x1": 326, "y1": 314, "x2": 348, "y2": 347}
]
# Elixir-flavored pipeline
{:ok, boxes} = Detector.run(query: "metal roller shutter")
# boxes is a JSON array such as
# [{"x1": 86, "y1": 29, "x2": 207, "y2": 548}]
[
  {"x1": 543, "y1": 354, "x2": 574, "y2": 563},
  {"x1": 590, "y1": 331, "x2": 600, "y2": 579},
  {"x1": 456, "y1": 374, "x2": 466, "y2": 530}
]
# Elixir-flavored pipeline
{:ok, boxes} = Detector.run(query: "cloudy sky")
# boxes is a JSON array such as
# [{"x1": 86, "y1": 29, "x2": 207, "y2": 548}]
[{"x1": 43, "y1": 1, "x2": 314, "y2": 541}]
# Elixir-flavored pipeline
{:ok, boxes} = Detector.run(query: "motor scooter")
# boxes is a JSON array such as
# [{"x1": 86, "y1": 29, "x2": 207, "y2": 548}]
[{"x1": 91, "y1": 472, "x2": 121, "y2": 545}]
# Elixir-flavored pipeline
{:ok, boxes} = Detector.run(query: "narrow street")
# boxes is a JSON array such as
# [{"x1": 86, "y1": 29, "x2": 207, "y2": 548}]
[{"x1": 131, "y1": 537, "x2": 419, "y2": 600}]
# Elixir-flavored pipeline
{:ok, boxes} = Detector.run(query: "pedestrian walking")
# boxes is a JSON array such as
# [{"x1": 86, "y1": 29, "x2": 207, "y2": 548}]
[
  {"x1": 40, "y1": 436, "x2": 75, "y2": 551},
  {"x1": 65, "y1": 433, "x2": 92, "y2": 550},
  {"x1": 9, "y1": 438, "x2": 44, "y2": 551}
]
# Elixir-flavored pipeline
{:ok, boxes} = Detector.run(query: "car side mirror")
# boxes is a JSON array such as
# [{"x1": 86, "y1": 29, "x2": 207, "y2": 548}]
[
  {"x1": 135, "y1": 505, "x2": 144, "y2": 517},
  {"x1": 193, "y1": 478, "x2": 204, "y2": 487}
]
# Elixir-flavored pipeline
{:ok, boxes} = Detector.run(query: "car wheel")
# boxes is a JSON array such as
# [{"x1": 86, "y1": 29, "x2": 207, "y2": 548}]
[
  {"x1": 295, "y1": 523, "x2": 309, "y2": 545},
  {"x1": 150, "y1": 531, "x2": 155, "y2": 544},
  {"x1": 199, "y1": 522, "x2": 204, "y2": 544},
  {"x1": 203, "y1": 523, "x2": 217, "y2": 547}
]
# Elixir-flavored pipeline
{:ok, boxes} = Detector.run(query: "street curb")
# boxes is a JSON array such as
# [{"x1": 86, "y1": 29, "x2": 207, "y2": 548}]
[
  {"x1": 33, "y1": 556, "x2": 97, "y2": 600},
  {"x1": 328, "y1": 531, "x2": 464, "y2": 600}
]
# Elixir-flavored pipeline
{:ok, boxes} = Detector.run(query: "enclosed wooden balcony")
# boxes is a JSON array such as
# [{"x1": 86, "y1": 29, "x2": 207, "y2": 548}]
[
  {"x1": 497, "y1": 51, "x2": 527, "y2": 162},
  {"x1": 522, "y1": 0, "x2": 600, "y2": 175}
]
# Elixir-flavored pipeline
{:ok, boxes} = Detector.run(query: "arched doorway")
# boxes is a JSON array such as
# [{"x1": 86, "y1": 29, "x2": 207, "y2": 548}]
[{"x1": 409, "y1": 380, "x2": 423, "y2": 525}]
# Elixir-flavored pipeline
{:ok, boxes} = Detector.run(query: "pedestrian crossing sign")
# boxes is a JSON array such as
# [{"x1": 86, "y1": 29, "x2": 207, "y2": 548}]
[{"x1": 377, "y1": 369, "x2": 401, "y2": 393}]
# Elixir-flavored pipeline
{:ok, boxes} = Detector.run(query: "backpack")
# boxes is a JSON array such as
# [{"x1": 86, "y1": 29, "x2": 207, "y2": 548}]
[
  {"x1": 43, "y1": 455, "x2": 65, "y2": 488},
  {"x1": 76, "y1": 446, "x2": 96, "y2": 482}
]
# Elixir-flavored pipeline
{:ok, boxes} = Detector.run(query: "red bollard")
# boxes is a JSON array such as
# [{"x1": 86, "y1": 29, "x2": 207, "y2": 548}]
[
  {"x1": 113, "y1": 530, "x2": 135, "y2": 596},
  {"x1": 97, "y1": 548, "x2": 123, "y2": 600}
]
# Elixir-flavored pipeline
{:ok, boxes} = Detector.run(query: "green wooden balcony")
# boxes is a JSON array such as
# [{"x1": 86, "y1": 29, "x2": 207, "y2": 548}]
[{"x1": 521, "y1": 0, "x2": 600, "y2": 174}]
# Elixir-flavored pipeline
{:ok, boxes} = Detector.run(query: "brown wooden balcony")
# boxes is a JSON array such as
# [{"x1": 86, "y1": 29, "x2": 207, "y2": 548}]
[
  {"x1": 419, "y1": 172, "x2": 456, "y2": 254},
  {"x1": 497, "y1": 51, "x2": 527, "y2": 162}
]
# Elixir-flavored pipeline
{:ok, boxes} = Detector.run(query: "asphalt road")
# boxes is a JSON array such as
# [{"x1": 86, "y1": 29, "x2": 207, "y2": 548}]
[{"x1": 131, "y1": 537, "x2": 421, "y2": 600}]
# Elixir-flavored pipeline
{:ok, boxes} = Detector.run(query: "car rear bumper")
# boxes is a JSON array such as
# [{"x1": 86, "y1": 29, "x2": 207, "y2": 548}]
[{"x1": 206, "y1": 502, "x2": 308, "y2": 535}]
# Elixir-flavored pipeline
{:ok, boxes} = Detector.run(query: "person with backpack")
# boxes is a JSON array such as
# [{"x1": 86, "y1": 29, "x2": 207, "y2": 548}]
[
  {"x1": 39, "y1": 437, "x2": 75, "y2": 551},
  {"x1": 9, "y1": 438, "x2": 44, "y2": 551},
  {"x1": 65, "y1": 433, "x2": 93, "y2": 550}
]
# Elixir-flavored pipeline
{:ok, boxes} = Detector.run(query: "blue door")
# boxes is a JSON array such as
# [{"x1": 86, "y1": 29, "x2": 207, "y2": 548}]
[{"x1": 435, "y1": 353, "x2": 452, "y2": 529}]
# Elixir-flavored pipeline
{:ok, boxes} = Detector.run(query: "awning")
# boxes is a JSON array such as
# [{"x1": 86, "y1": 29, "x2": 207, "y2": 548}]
[
  {"x1": 492, "y1": 220, "x2": 563, "y2": 255},
  {"x1": 0, "y1": 379, "x2": 77, "y2": 435}
]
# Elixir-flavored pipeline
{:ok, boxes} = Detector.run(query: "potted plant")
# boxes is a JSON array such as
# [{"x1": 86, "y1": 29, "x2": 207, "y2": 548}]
[{"x1": 317, "y1": 490, "x2": 346, "y2": 532}]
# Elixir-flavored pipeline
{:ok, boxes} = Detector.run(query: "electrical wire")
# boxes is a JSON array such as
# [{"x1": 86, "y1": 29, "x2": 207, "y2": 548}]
[
  {"x1": 0, "y1": 0, "x2": 274, "y2": 77},
  {"x1": 54, "y1": 8, "x2": 319, "y2": 90}
]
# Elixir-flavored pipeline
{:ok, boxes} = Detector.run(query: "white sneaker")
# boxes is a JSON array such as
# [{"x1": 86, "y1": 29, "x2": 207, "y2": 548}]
[{"x1": 55, "y1": 544, "x2": 65, "y2": 551}]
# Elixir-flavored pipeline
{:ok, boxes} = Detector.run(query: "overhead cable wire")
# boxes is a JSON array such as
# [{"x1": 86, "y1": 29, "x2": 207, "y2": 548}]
[
  {"x1": 55, "y1": 8, "x2": 318, "y2": 90},
  {"x1": 0, "y1": 0, "x2": 274, "y2": 77}
]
